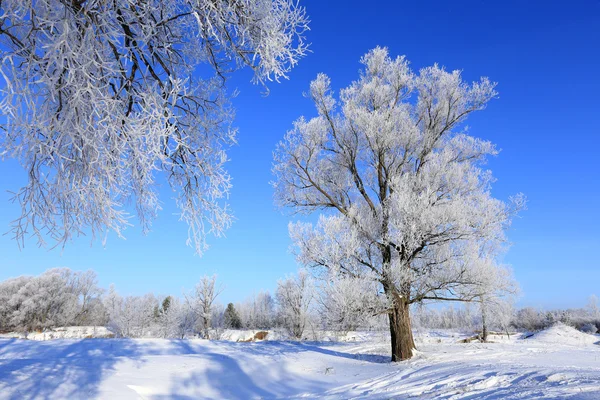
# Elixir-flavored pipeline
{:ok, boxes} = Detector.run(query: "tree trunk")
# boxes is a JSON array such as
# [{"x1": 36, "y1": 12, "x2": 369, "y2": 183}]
[
  {"x1": 481, "y1": 300, "x2": 488, "y2": 342},
  {"x1": 388, "y1": 293, "x2": 415, "y2": 361}
]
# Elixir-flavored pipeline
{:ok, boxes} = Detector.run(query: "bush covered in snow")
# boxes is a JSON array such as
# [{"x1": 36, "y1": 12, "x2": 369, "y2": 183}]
[{"x1": 0, "y1": 269, "x2": 105, "y2": 333}]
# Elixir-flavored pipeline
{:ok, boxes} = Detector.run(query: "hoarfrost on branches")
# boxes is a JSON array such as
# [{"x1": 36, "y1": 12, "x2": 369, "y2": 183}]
[
  {"x1": 273, "y1": 47, "x2": 524, "y2": 360},
  {"x1": 0, "y1": 0, "x2": 309, "y2": 253}
]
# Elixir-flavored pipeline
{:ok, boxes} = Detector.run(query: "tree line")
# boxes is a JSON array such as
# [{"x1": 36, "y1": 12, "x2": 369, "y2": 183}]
[
  {"x1": 2, "y1": 267, "x2": 596, "y2": 340},
  {"x1": 0, "y1": 268, "x2": 381, "y2": 339}
]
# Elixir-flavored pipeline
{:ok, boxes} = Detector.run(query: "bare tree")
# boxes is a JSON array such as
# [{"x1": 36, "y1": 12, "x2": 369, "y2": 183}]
[
  {"x1": 273, "y1": 47, "x2": 524, "y2": 360},
  {"x1": 275, "y1": 270, "x2": 313, "y2": 339},
  {"x1": 189, "y1": 275, "x2": 223, "y2": 339},
  {"x1": 72, "y1": 270, "x2": 104, "y2": 325},
  {"x1": 0, "y1": 0, "x2": 309, "y2": 253},
  {"x1": 476, "y1": 263, "x2": 518, "y2": 341},
  {"x1": 237, "y1": 291, "x2": 275, "y2": 329},
  {"x1": 587, "y1": 295, "x2": 599, "y2": 319}
]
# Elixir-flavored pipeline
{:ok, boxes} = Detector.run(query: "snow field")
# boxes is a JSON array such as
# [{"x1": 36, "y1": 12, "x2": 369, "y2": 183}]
[{"x1": 0, "y1": 325, "x2": 598, "y2": 399}]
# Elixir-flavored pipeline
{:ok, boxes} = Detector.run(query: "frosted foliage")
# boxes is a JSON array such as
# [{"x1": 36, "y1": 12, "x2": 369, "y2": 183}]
[
  {"x1": 275, "y1": 47, "x2": 524, "y2": 306},
  {"x1": 0, "y1": 268, "x2": 104, "y2": 332},
  {"x1": 0, "y1": 0, "x2": 309, "y2": 253}
]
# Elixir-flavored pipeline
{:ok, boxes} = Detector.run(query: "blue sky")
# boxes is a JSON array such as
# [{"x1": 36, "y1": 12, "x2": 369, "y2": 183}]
[{"x1": 0, "y1": 0, "x2": 598, "y2": 309}]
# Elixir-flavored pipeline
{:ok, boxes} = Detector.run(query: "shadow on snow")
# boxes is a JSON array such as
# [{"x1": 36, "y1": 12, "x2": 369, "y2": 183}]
[{"x1": 0, "y1": 338, "x2": 389, "y2": 399}]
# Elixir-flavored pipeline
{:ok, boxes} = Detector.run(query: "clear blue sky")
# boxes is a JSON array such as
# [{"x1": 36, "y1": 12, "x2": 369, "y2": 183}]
[{"x1": 0, "y1": 0, "x2": 598, "y2": 309}]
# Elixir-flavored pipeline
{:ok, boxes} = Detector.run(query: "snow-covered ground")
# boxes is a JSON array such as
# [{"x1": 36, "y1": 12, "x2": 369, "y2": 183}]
[{"x1": 0, "y1": 325, "x2": 598, "y2": 399}]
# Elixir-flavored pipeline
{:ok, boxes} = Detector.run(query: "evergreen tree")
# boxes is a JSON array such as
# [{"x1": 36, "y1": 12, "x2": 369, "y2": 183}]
[
  {"x1": 224, "y1": 303, "x2": 242, "y2": 329},
  {"x1": 162, "y1": 297, "x2": 172, "y2": 314}
]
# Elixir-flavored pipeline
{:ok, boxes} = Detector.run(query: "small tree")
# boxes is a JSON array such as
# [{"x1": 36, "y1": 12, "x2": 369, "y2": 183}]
[
  {"x1": 475, "y1": 262, "x2": 519, "y2": 341},
  {"x1": 224, "y1": 303, "x2": 242, "y2": 329},
  {"x1": 587, "y1": 295, "x2": 599, "y2": 319},
  {"x1": 72, "y1": 270, "x2": 104, "y2": 325},
  {"x1": 189, "y1": 275, "x2": 223, "y2": 339},
  {"x1": 273, "y1": 47, "x2": 524, "y2": 360},
  {"x1": 172, "y1": 299, "x2": 197, "y2": 339},
  {"x1": 276, "y1": 271, "x2": 314, "y2": 339},
  {"x1": 162, "y1": 297, "x2": 173, "y2": 314},
  {"x1": 237, "y1": 291, "x2": 275, "y2": 329}
]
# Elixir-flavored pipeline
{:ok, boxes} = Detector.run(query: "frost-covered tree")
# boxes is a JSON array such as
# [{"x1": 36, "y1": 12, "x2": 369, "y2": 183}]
[
  {"x1": 275, "y1": 270, "x2": 313, "y2": 339},
  {"x1": 512, "y1": 307, "x2": 545, "y2": 332},
  {"x1": 189, "y1": 275, "x2": 223, "y2": 339},
  {"x1": 104, "y1": 288, "x2": 158, "y2": 337},
  {"x1": 317, "y1": 273, "x2": 386, "y2": 334},
  {"x1": 0, "y1": 0, "x2": 309, "y2": 253},
  {"x1": 210, "y1": 302, "x2": 226, "y2": 339},
  {"x1": 587, "y1": 295, "x2": 599, "y2": 319},
  {"x1": 72, "y1": 270, "x2": 105, "y2": 325},
  {"x1": 476, "y1": 263, "x2": 518, "y2": 341},
  {"x1": 273, "y1": 47, "x2": 524, "y2": 360},
  {"x1": 0, "y1": 268, "x2": 104, "y2": 332},
  {"x1": 156, "y1": 296, "x2": 196, "y2": 338},
  {"x1": 253, "y1": 291, "x2": 275, "y2": 329},
  {"x1": 0, "y1": 275, "x2": 33, "y2": 330},
  {"x1": 237, "y1": 291, "x2": 275, "y2": 329}
]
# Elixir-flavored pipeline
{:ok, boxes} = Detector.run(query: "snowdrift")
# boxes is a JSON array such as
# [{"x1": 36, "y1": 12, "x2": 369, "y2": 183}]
[{"x1": 527, "y1": 323, "x2": 599, "y2": 346}]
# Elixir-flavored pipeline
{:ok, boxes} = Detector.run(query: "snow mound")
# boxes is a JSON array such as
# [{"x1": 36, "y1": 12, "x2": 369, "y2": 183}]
[
  {"x1": 414, "y1": 329, "x2": 472, "y2": 344},
  {"x1": 26, "y1": 326, "x2": 115, "y2": 340},
  {"x1": 528, "y1": 323, "x2": 599, "y2": 346}
]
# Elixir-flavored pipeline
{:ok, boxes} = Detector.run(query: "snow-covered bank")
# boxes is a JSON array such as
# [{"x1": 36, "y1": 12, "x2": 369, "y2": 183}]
[
  {"x1": 526, "y1": 323, "x2": 599, "y2": 346},
  {"x1": 0, "y1": 327, "x2": 598, "y2": 399},
  {"x1": 0, "y1": 326, "x2": 115, "y2": 341}
]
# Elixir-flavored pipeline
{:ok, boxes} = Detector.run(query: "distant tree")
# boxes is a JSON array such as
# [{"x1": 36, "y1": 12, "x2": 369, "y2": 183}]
[
  {"x1": 0, "y1": 0, "x2": 309, "y2": 253},
  {"x1": 276, "y1": 271, "x2": 313, "y2": 339},
  {"x1": 0, "y1": 268, "x2": 104, "y2": 332},
  {"x1": 104, "y1": 288, "x2": 157, "y2": 338},
  {"x1": 170, "y1": 298, "x2": 197, "y2": 339},
  {"x1": 71, "y1": 270, "x2": 104, "y2": 325},
  {"x1": 210, "y1": 303, "x2": 227, "y2": 340},
  {"x1": 189, "y1": 275, "x2": 223, "y2": 339},
  {"x1": 224, "y1": 303, "x2": 242, "y2": 329},
  {"x1": 162, "y1": 296, "x2": 172, "y2": 314},
  {"x1": 513, "y1": 307, "x2": 545, "y2": 332},
  {"x1": 0, "y1": 276, "x2": 34, "y2": 331},
  {"x1": 587, "y1": 295, "x2": 599, "y2": 319},
  {"x1": 237, "y1": 291, "x2": 275, "y2": 329},
  {"x1": 317, "y1": 273, "x2": 386, "y2": 334},
  {"x1": 273, "y1": 47, "x2": 524, "y2": 360},
  {"x1": 476, "y1": 263, "x2": 519, "y2": 341},
  {"x1": 253, "y1": 291, "x2": 276, "y2": 330}
]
